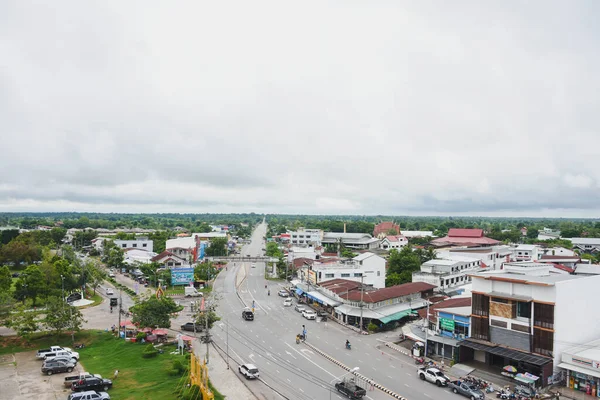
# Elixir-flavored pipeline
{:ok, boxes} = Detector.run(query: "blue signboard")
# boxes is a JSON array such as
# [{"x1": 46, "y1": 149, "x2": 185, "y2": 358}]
[
  {"x1": 199, "y1": 242, "x2": 206, "y2": 260},
  {"x1": 171, "y1": 268, "x2": 195, "y2": 286}
]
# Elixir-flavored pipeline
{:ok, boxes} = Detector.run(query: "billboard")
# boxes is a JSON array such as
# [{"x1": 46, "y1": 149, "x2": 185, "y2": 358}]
[
  {"x1": 199, "y1": 242, "x2": 206, "y2": 261},
  {"x1": 171, "y1": 268, "x2": 195, "y2": 286}
]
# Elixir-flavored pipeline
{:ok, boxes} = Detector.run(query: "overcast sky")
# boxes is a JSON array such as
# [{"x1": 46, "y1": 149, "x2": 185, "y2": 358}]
[{"x1": 1, "y1": 1, "x2": 600, "y2": 217}]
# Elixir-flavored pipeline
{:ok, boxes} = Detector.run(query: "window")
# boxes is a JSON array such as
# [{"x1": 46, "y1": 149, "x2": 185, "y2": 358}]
[
  {"x1": 325, "y1": 273, "x2": 334, "y2": 278},
  {"x1": 133, "y1": 243, "x2": 137, "y2": 248},
  {"x1": 143, "y1": 243, "x2": 147, "y2": 248},
  {"x1": 122, "y1": 244, "x2": 127, "y2": 248},
  {"x1": 534, "y1": 303, "x2": 554, "y2": 329},
  {"x1": 491, "y1": 319, "x2": 507, "y2": 328},
  {"x1": 341, "y1": 273, "x2": 350, "y2": 277},
  {"x1": 517, "y1": 301, "x2": 531, "y2": 319},
  {"x1": 472, "y1": 294, "x2": 490, "y2": 317},
  {"x1": 492, "y1": 297, "x2": 509, "y2": 304},
  {"x1": 377, "y1": 271, "x2": 381, "y2": 276}
]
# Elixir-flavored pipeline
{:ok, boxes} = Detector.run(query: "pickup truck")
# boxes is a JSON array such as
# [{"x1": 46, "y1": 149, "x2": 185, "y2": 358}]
[
  {"x1": 36, "y1": 346, "x2": 73, "y2": 359},
  {"x1": 448, "y1": 380, "x2": 485, "y2": 400},
  {"x1": 334, "y1": 380, "x2": 367, "y2": 399},
  {"x1": 417, "y1": 367, "x2": 449, "y2": 387},
  {"x1": 71, "y1": 377, "x2": 113, "y2": 392},
  {"x1": 44, "y1": 350, "x2": 80, "y2": 362},
  {"x1": 64, "y1": 373, "x2": 103, "y2": 388}
]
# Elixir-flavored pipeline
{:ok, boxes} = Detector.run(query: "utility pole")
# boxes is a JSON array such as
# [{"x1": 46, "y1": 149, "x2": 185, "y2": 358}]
[
  {"x1": 117, "y1": 288, "x2": 122, "y2": 339},
  {"x1": 61, "y1": 275, "x2": 65, "y2": 311},
  {"x1": 424, "y1": 298, "x2": 430, "y2": 358},
  {"x1": 359, "y1": 274, "x2": 364, "y2": 334},
  {"x1": 226, "y1": 317, "x2": 229, "y2": 370},
  {"x1": 205, "y1": 303, "x2": 210, "y2": 364}
]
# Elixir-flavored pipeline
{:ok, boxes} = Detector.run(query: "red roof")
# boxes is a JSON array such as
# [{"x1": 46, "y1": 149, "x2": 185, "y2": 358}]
[
  {"x1": 385, "y1": 235, "x2": 407, "y2": 243},
  {"x1": 448, "y1": 228, "x2": 484, "y2": 238},
  {"x1": 550, "y1": 263, "x2": 575, "y2": 273},
  {"x1": 292, "y1": 257, "x2": 314, "y2": 269},
  {"x1": 418, "y1": 297, "x2": 472, "y2": 322},
  {"x1": 319, "y1": 279, "x2": 362, "y2": 294},
  {"x1": 280, "y1": 233, "x2": 291, "y2": 238},
  {"x1": 345, "y1": 282, "x2": 436, "y2": 303},
  {"x1": 373, "y1": 221, "x2": 400, "y2": 237},
  {"x1": 321, "y1": 252, "x2": 338, "y2": 257}
]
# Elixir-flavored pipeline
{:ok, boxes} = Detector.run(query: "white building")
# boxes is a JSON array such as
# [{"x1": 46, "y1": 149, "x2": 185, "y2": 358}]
[
  {"x1": 412, "y1": 256, "x2": 482, "y2": 292},
  {"x1": 401, "y1": 230, "x2": 434, "y2": 238},
  {"x1": 539, "y1": 247, "x2": 576, "y2": 257},
  {"x1": 512, "y1": 244, "x2": 540, "y2": 262},
  {"x1": 124, "y1": 249, "x2": 157, "y2": 265},
  {"x1": 379, "y1": 235, "x2": 408, "y2": 251},
  {"x1": 114, "y1": 239, "x2": 154, "y2": 253},
  {"x1": 568, "y1": 238, "x2": 600, "y2": 253},
  {"x1": 166, "y1": 236, "x2": 197, "y2": 251},
  {"x1": 287, "y1": 228, "x2": 323, "y2": 246},
  {"x1": 537, "y1": 228, "x2": 561, "y2": 241},
  {"x1": 322, "y1": 232, "x2": 380, "y2": 250},
  {"x1": 438, "y1": 245, "x2": 512, "y2": 270},
  {"x1": 287, "y1": 246, "x2": 319, "y2": 263},
  {"x1": 299, "y1": 252, "x2": 386, "y2": 288},
  {"x1": 463, "y1": 263, "x2": 600, "y2": 383}
]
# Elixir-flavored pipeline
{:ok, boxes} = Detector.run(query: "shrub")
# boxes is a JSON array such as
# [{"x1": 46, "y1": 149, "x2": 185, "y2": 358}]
[
  {"x1": 136, "y1": 332, "x2": 147, "y2": 342},
  {"x1": 367, "y1": 322, "x2": 379, "y2": 333},
  {"x1": 142, "y1": 343, "x2": 158, "y2": 358}
]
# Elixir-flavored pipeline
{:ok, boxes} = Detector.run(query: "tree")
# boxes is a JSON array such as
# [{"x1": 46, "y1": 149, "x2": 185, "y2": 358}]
[
  {"x1": 194, "y1": 262, "x2": 217, "y2": 282},
  {"x1": 130, "y1": 296, "x2": 179, "y2": 328},
  {"x1": 386, "y1": 246, "x2": 421, "y2": 286},
  {"x1": 0, "y1": 265, "x2": 11, "y2": 292},
  {"x1": 102, "y1": 241, "x2": 125, "y2": 270},
  {"x1": 5, "y1": 305, "x2": 40, "y2": 338},
  {"x1": 0, "y1": 290, "x2": 15, "y2": 323},
  {"x1": 43, "y1": 296, "x2": 86, "y2": 336},
  {"x1": 195, "y1": 310, "x2": 221, "y2": 330},
  {"x1": 340, "y1": 248, "x2": 357, "y2": 258},
  {"x1": 14, "y1": 265, "x2": 46, "y2": 306},
  {"x1": 205, "y1": 238, "x2": 227, "y2": 257},
  {"x1": 526, "y1": 228, "x2": 539, "y2": 239},
  {"x1": 85, "y1": 260, "x2": 107, "y2": 296}
]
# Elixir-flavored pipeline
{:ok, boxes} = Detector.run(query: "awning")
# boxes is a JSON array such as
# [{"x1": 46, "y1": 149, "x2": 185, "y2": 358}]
[
  {"x1": 459, "y1": 339, "x2": 496, "y2": 352},
  {"x1": 379, "y1": 309, "x2": 414, "y2": 324},
  {"x1": 296, "y1": 288, "x2": 304, "y2": 295},
  {"x1": 515, "y1": 374, "x2": 536, "y2": 385},
  {"x1": 459, "y1": 339, "x2": 552, "y2": 367},
  {"x1": 558, "y1": 363, "x2": 600, "y2": 379},
  {"x1": 425, "y1": 335, "x2": 459, "y2": 346},
  {"x1": 306, "y1": 291, "x2": 341, "y2": 307}
]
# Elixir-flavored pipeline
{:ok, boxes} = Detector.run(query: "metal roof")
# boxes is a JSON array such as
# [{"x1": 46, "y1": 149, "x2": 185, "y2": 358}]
[{"x1": 459, "y1": 339, "x2": 552, "y2": 366}]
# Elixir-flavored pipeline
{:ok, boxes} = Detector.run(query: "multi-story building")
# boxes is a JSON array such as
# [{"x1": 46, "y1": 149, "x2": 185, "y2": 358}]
[
  {"x1": 114, "y1": 239, "x2": 154, "y2": 253},
  {"x1": 288, "y1": 228, "x2": 323, "y2": 246},
  {"x1": 322, "y1": 232, "x2": 380, "y2": 250},
  {"x1": 379, "y1": 235, "x2": 408, "y2": 251},
  {"x1": 298, "y1": 252, "x2": 386, "y2": 288},
  {"x1": 431, "y1": 229, "x2": 500, "y2": 248},
  {"x1": 512, "y1": 244, "x2": 539, "y2": 262},
  {"x1": 460, "y1": 263, "x2": 600, "y2": 386},
  {"x1": 568, "y1": 238, "x2": 600, "y2": 254},
  {"x1": 412, "y1": 256, "x2": 482, "y2": 292},
  {"x1": 287, "y1": 246, "x2": 319, "y2": 263},
  {"x1": 438, "y1": 245, "x2": 512, "y2": 270}
]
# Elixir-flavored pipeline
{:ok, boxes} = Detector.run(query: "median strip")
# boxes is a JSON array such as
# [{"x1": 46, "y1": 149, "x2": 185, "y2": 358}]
[{"x1": 302, "y1": 341, "x2": 409, "y2": 400}]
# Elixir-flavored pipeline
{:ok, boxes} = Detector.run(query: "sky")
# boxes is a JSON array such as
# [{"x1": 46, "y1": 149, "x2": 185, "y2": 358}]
[{"x1": 1, "y1": 1, "x2": 600, "y2": 218}]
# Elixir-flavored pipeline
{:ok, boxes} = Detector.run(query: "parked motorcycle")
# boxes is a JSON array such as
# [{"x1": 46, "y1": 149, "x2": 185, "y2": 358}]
[{"x1": 414, "y1": 357, "x2": 425, "y2": 365}]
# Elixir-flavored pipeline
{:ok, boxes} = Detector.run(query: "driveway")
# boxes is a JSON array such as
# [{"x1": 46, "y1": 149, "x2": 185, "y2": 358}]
[{"x1": 0, "y1": 351, "x2": 84, "y2": 400}]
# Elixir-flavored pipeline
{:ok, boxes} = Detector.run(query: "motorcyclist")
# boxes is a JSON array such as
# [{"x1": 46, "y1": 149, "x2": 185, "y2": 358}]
[
  {"x1": 345, "y1": 339, "x2": 350, "y2": 349},
  {"x1": 296, "y1": 334, "x2": 301, "y2": 344},
  {"x1": 110, "y1": 306, "x2": 113, "y2": 313},
  {"x1": 268, "y1": 289, "x2": 270, "y2": 296}
]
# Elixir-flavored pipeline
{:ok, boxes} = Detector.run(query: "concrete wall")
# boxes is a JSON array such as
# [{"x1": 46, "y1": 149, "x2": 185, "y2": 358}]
[
  {"x1": 490, "y1": 326, "x2": 530, "y2": 352},
  {"x1": 114, "y1": 239, "x2": 153, "y2": 252}
]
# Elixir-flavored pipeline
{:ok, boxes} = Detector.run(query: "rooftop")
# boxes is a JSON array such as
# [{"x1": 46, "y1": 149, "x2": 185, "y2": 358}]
[
  {"x1": 471, "y1": 268, "x2": 585, "y2": 285},
  {"x1": 448, "y1": 228, "x2": 483, "y2": 238},
  {"x1": 345, "y1": 282, "x2": 435, "y2": 303},
  {"x1": 515, "y1": 244, "x2": 538, "y2": 251},
  {"x1": 568, "y1": 238, "x2": 600, "y2": 244}
]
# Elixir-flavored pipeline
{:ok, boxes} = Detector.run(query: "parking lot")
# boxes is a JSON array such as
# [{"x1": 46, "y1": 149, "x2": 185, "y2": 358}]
[{"x1": 0, "y1": 351, "x2": 83, "y2": 400}]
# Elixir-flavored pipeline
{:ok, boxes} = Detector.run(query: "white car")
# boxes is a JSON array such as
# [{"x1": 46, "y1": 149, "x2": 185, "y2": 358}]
[
  {"x1": 277, "y1": 290, "x2": 289, "y2": 297},
  {"x1": 238, "y1": 363, "x2": 260, "y2": 379},
  {"x1": 105, "y1": 287, "x2": 114, "y2": 295},
  {"x1": 302, "y1": 310, "x2": 317, "y2": 320},
  {"x1": 283, "y1": 298, "x2": 293, "y2": 307},
  {"x1": 294, "y1": 304, "x2": 306, "y2": 313}
]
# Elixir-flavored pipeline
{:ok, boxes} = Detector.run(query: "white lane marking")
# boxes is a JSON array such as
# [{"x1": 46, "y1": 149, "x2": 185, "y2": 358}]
[
  {"x1": 284, "y1": 343, "x2": 345, "y2": 381},
  {"x1": 404, "y1": 384, "x2": 410, "y2": 387},
  {"x1": 423, "y1": 394, "x2": 431, "y2": 398}
]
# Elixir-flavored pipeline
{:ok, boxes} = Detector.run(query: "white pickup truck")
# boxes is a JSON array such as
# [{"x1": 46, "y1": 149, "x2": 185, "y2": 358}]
[
  {"x1": 36, "y1": 346, "x2": 74, "y2": 359},
  {"x1": 417, "y1": 367, "x2": 449, "y2": 387}
]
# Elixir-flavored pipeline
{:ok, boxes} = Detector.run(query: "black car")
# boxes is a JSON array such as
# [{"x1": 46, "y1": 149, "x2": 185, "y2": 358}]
[
  {"x1": 11, "y1": 272, "x2": 20, "y2": 277},
  {"x1": 66, "y1": 293, "x2": 82, "y2": 303},
  {"x1": 242, "y1": 308, "x2": 254, "y2": 321},
  {"x1": 72, "y1": 377, "x2": 113, "y2": 392},
  {"x1": 41, "y1": 360, "x2": 75, "y2": 375},
  {"x1": 180, "y1": 322, "x2": 202, "y2": 332}
]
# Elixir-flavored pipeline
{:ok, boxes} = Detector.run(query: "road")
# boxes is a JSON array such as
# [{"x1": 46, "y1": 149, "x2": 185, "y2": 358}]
[{"x1": 210, "y1": 223, "x2": 467, "y2": 400}]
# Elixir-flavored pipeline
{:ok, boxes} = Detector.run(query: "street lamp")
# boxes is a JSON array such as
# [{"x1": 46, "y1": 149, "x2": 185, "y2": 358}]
[{"x1": 330, "y1": 367, "x2": 360, "y2": 400}]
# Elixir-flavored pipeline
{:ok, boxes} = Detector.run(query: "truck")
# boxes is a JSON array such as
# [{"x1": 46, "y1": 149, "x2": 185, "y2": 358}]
[
  {"x1": 36, "y1": 346, "x2": 73, "y2": 359},
  {"x1": 71, "y1": 377, "x2": 113, "y2": 392},
  {"x1": 64, "y1": 373, "x2": 103, "y2": 388},
  {"x1": 184, "y1": 286, "x2": 203, "y2": 297},
  {"x1": 417, "y1": 367, "x2": 449, "y2": 387},
  {"x1": 334, "y1": 378, "x2": 367, "y2": 399},
  {"x1": 448, "y1": 380, "x2": 485, "y2": 400}
]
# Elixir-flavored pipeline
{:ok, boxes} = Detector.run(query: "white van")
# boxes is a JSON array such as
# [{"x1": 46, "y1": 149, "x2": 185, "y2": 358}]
[{"x1": 184, "y1": 287, "x2": 203, "y2": 297}]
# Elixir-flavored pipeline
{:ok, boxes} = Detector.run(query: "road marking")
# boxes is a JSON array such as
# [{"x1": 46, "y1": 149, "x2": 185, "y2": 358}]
[
  {"x1": 285, "y1": 350, "x2": 297, "y2": 360},
  {"x1": 405, "y1": 372, "x2": 411, "y2": 376},
  {"x1": 387, "y1": 375, "x2": 393, "y2": 379},
  {"x1": 287, "y1": 378, "x2": 291, "y2": 383},
  {"x1": 423, "y1": 394, "x2": 431, "y2": 398},
  {"x1": 404, "y1": 384, "x2": 410, "y2": 387}
]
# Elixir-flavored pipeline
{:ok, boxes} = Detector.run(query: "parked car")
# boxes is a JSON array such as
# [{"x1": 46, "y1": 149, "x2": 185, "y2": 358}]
[
  {"x1": 41, "y1": 360, "x2": 75, "y2": 375},
  {"x1": 180, "y1": 322, "x2": 202, "y2": 332},
  {"x1": 67, "y1": 391, "x2": 110, "y2": 400},
  {"x1": 238, "y1": 364, "x2": 260, "y2": 379},
  {"x1": 45, "y1": 355, "x2": 78, "y2": 366},
  {"x1": 417, "y1": 367, "x2": 448, "y2": 387},
  {"x1": 277, "y1": 290, "x2": 289, "y2": 297},
  {"x1": 66, "y1": 293, "x2": 82, "y2": 303},
  {"x1": 283, "y1": 298, "x2": 293, "y2": 307},
  {"x1": 11, "y1": 272, "x2": 20, "y2": 277},
  {"x1": 302, "y1": 310, "x2": 317, "y2": 320},
  {"x1": 64, "y1": 373, "x2": 102, "y2": 388},
  {"x1": 447, "y1": 380, "x2": 485, "y2": 400},
  {"x1": 108, "y1": 272, "x2": 115, "y2": 278},
  {"x1": 71, "y1": 377, "x2": 113, "y2": 392},
  {"x1": 36, "y1": 346, "x2": 74, "y2": 359},
  {"x1": 44, "y1": 350, "x2": 80, "y2": 362},
  {"x1": 294, "y1": 304, "x2": 306, "y2": 313}
]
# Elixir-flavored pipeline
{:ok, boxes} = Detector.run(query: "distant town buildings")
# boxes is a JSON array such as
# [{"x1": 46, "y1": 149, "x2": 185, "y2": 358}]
[
  {"x1": 373, "y1": 221, "x2": 400, "y2": 239},
  {"x1": 321, "y1": 232, "x2": 380, "y2": 250},
  {"x1": 298, "y1": 252, "x2": 386, "y2": 288},
  {"x1": 431, "y1": 229, "x2": 500, "y2": 247}
]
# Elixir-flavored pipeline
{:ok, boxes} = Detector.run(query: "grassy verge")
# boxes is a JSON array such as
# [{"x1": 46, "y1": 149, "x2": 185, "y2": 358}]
[
  {"x1": 0, "y1": 330, "x2": 98, "y2": 356},
  {"x1": 79, "y1": 292, "x2": 103, "y2": 309}
]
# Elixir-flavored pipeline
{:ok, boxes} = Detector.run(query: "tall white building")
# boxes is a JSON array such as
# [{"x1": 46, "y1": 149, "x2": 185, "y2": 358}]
[
  {"x1": 114, "y1": 239, "x2": 153, "y2": 253},
  {"x1": 287, "y1": 228, "x2": 323, "y2": 246},
  {"x1": 412, "y1": 256, "x2": 482, "y2": 292},
  {"x1": 299, "y1": 252, "x2": 386, "y2": 288},
  {"x1": 512, "y1": 244, "x2": 540, "y2": 262}
]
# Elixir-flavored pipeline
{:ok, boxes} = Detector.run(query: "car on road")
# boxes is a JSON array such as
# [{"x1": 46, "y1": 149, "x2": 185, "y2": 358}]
[
  {"x1": 447, "y1": 380, "x2": 484, "y2": 400},
  {"x1": 66, "y1": 292, "x2": 82, "y2": 303},
  {"x1": 277, "y1": 290, "x2": 289, "y2": 297},
  {"x1": 67, "y1": 391, "x2": 110, "y2": 400},
  {"x1": 417, "y1": 367, "x2": 448, "y2": 387},
  {"x1": 71, "y1": 377, "x2": 113, "y2": 392},
  {"x1": 108, "y1": 272, "x2": 115, "y2": 277},
  {"x1": 294, "y1": 304, "x2": 306, "y2": 313},
  {"x1": 242, "y1": 308, "x2": 254, "y2": 321},
  {"x1": 238, "y1": 364, "x2": 260, "y2": 380},
  {"x1": 302, "y1": 310, "x2": 317, "y2": 320},
  {"x1": 283, "y1": 298, "x2": 293, "y2": 307},
  {"x1": 41, "y1": 360, "x2": 75, "y2": 375},
  {"x1": 180, "y1": 322, "x2": 201, "y2": 332},
  {"x1": 105, "y1": 287, "x2": 114, "y2": 295},
  {"x1": 334, "y1": 379, "x2": 366, "y2": 399}
]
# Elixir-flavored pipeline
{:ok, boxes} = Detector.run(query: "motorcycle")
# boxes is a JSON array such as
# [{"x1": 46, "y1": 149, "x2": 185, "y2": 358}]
[
  {"x1": 414, "y1": 357, "x2": 425, "y2": 365},
  {"x1": 74, "y1": 343, "x2": 86, "y2": 349},
  {"x1": 345, "y1": 342, "x2": 351, "y2": 350}
]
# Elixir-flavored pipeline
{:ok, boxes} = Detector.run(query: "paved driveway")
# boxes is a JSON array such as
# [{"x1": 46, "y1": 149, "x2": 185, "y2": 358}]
[{"x1": 0, "y1": 351, "x2": 84, "y2": 400}]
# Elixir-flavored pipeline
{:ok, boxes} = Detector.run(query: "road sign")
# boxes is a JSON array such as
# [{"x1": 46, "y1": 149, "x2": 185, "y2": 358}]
[{"x1": 440, "y1": 318, "x2": 455, "y2": 331}]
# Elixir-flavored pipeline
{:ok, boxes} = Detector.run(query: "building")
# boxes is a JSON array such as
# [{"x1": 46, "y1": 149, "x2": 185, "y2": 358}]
[
  {"x1": 568, "y1": 238, "x2": 600, "y2": 254},
  {"x1": 431, "y1": 229, "x2": 500, "y2": 248},
  {"x1": 114, "y1": 239, "x2": 154, "y2": 253},
  {"x1": 287, "y1": 246, "x2": 319, "y2": 263},
  {"x1": 287, "y1": 228, "x2": 323, "y2": 246},
  {"x1": 558, "y1": 338, "x2": 600, "y2": 394},
  {"x1": 379, "y1": 235, "x2": 408, "y2": 251},
  {"x1": 298, "y1": 252, "x2": 386, "y2": 288},
  {"x1": 151, "y1": 251, "x2": 191, "y2": 269},
  {"x1": 412, "y1": 256, "x2": 482, "y2": 292},
  {"x1": 537, "y1": 228, "x2": 561, "y2": 241},
  {"x1": 124, "y1": 249, "x2": 157, "y2": 265},
  {"x1": 373, "y1": 221, "x2": 400, "y2": 239},
  {"x1": 438, "y1": 245, "x2": 512, "y2": 270},
  {"x1": 322, "y1": 232, "x2": 380, "y2": 250},
  {"x1": 512, "y1": 244, "x2": 540, "y2": 262},
  {"x1": 459, "y1": 263, "x2": 600, "y2": 386},
  {"x1": 539, "y1": 247, "x2": 576, "y2": 257},
  {"x1": 573, "y1": 264, "x2": 600, "y2": 276},
  {"x1": 192, "y1": 232, "x2": 228, "y2": 241},
  {"x1": 539, "y1": 255, "x2": 582, "y2": 268},
  {"x1": 401, "y1": 231, "x2": 434, "y2": 238}
]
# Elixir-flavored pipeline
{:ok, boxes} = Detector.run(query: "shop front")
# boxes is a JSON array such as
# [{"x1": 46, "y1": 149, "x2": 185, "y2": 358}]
[{"x1": 558, "y1": 338, "x2": 600, "y2": 398}]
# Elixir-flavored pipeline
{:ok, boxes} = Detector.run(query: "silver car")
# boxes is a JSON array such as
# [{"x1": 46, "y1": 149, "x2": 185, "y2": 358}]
[{"x1": 294, "y1": 304, "x2": 305, "y2": 313}]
